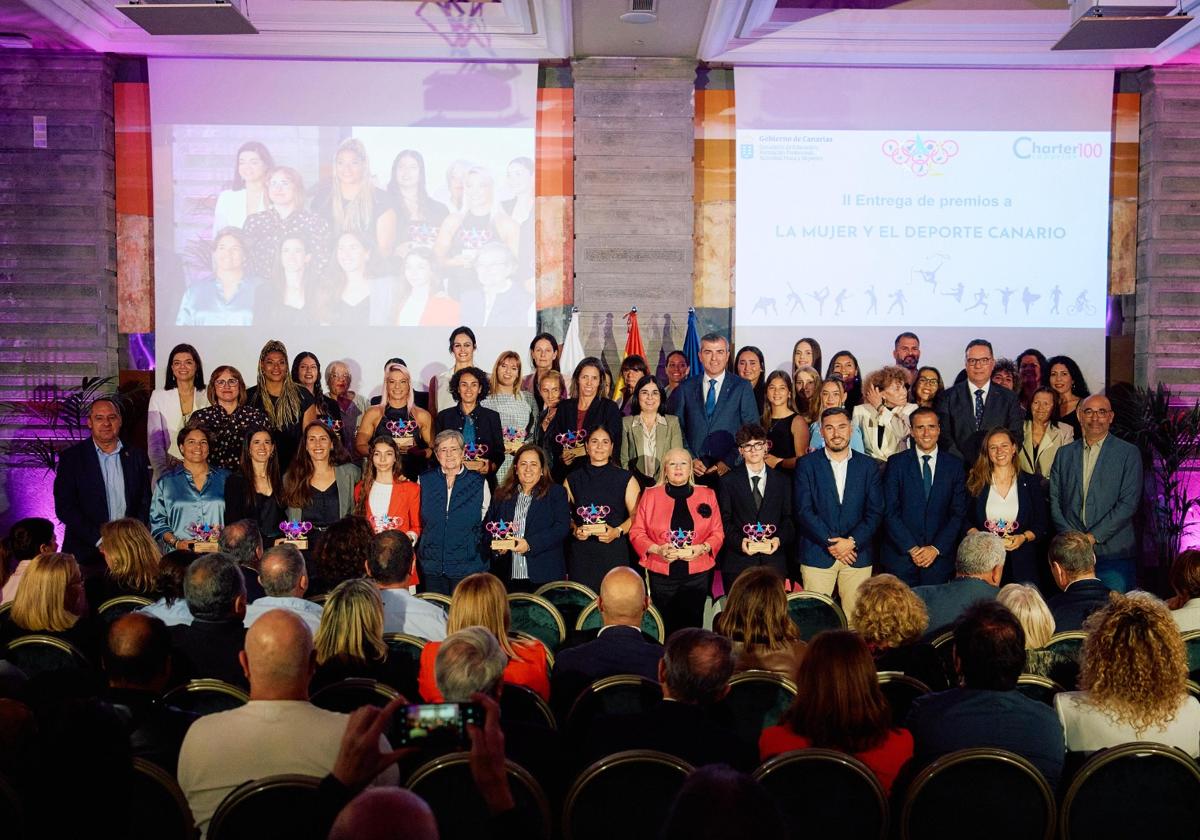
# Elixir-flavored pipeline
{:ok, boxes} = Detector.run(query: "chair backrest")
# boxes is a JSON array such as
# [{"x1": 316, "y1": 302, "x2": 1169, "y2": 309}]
[
  {"x1": 876, "y1": 671, "x2": 930, "y2": 726},
  {"x1": 0, "y1": 601, "x2": 11, "y2": 619},
  {"x1": 534, "y1": 580, "x2": 597, "y2": 631},
  {"x1": 306, "y1": 593, "x2": 329, "y2": 606},
  {"x1": 1060, "y1": 741, "x2": 1200, "y2": 840},
  {"x1": 407, "y1": 752, "x2": 551, "y2": 840},
  {"x1": 207, "y1": 774, "x2": 323, "y2": 840},
  {"x1": 575, "y1": 601, "x2": 665, "y2": 643},
  {"x1": 563, "y1": 750, "x2": 694, "y2": 840},
  {"x1": 508, "y1": 593, "x2": 566, "y2": 652},
  {"x1": 383, "y1": 632, "x2": 427, "y2": 664},
  {"x1": 500, "y1": 681, "x2": 557, "y2": 730},
  {"x1": 311, "y1": 678, "x2": 399, "y2": 714},
  {"x1": 1180, "y1": 630, "x2": 1200, "y2": 681},
  {"x1": 161, "y1": 679, "x2": 249, "y2": 716},
  {"x1": 1015, "y1": 673, "x2": 1065, "y2": 707},
  {"x1": 416, "y1": 591, "x2": 452, "y2": 613},
  {"x1": 786, "y1": 592, "x2": 847, "y2": 641},
  {"x1": 929, "y1": 629, "x2": 956, "y2": 681},
  {"x1": 716, "y1": 670, "x2": 797, "y2": 751},
  {"x1": 4, "y1": 634, "x2": 90, "y2": 678},
  {"x1": 564, "y1": 675, "x2": 663, "y2": 748},
  {"x1": 128, "y1": 757, "x2": 194, "y2": 840},
  {"x1": 1043, "y1": 630, "x2": 1087, "y2": 690},
  {"x1": 0, "y1": 773, "x2": 23, "y2": 840},
  {"x1": 900, "y1": 748, "x2": 1055, "y2": 840},
  {"x1": 753, "y1": 748, "x2": 889, "y2": 840},
  {"x1": 511, "y1": 632, "x2": 556, "y2": 670},
  {"x1": 97, "y1": 595, "x2": 155, "y2": 624}
]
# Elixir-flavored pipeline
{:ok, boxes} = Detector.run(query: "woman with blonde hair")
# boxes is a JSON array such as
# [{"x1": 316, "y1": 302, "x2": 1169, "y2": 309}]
[
  {"x1": 1056, "y1": 593, "x2": 1200, "y2": 756},
  {"x1": 2, "y1": 553, "x2": 94, "y2": 654},
  {"x1": 997, "y1": 583, "x2": 1061, "y2": 678},
  {"x1": 311, "y1": 578, "x2": 413, "y2": 695},
  {"x1": 714, "y1": 567, "x2": 804, "y2": 676},
  {"x1": 482, "y1": 350, "x2": 537, "y2": 483},
  {"x1": 314, "y1": 137, "x2": 397, "y2": 257},
  {"x1": 852, "y1": 573, "x2": 946, "y2": 690},
  {"x1": 88, "y1": 518, "x2": 160, "y2": 609},
  {"x1": 416, "y1": 572, "x2": 549, "y2": 702}
]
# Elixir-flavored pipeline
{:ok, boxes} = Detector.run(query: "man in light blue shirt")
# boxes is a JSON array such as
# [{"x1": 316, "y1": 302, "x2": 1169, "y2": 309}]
[
  {"x1": 368, "y1": 531, "x2": 447, "y2": 641},
  {"x1": 243, "y1": 544, "x2": 324, "y2": 635}
]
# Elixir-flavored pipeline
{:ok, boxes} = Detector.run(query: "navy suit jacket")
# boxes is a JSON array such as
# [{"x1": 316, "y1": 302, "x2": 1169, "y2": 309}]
[
  {"x1": 1047, "y1": 578, "x2": 1112, "y2": 632},
  {"x1": 966, "y1": 472, "x2": 1048, "y2": 584},
  {"x1": 913, "y1": 577, "x2": 999, "y2": 637},
  {"x1": 673, "y1": 374, "x2": 759, "y2": 468},
  {"x1": 793, "y1": 450, "x2": 884, "y2": 569},
  {"x1": 53, "y1": 438, "x2": 152, "y2": 568},
  {"x1": 936, "y1": 381, "x2": 1024, "y2": 464},
  {"x1": 550, "y1": 624, "x2": 663, "y2": 719},
  {"x1": 485, "y1": 484, "x2": 570, "y2": 584},
  {"x1": 1049, "y1": 436, "x2": 1142, "y2": 561},
  {"x1": 882, "y1": 448, "x2": 967, "y2": 578}
]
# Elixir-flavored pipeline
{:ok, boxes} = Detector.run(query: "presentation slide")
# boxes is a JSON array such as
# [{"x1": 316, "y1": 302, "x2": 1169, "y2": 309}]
[
  {"x1": 150, "y1": 59, "x2": 538, "y2": 396},
  {"x1": 735, "y1": 68, "x2": 1114, "y2": 390}
]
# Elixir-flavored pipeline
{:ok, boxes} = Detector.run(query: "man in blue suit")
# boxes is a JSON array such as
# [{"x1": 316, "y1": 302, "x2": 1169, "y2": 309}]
[
  {"x1": 672, "y1": 333, "x2": 759, "y2": 487},
  {"x1": 882, "y1": 407, "x2": 967, "y2": 586},
  {"x1": 935, "y1": 339, "x2": 1024, "y2": 464},
  {"x1": 1049, "y1": 394, "x2": 1142, "y2": 593},
  {"x1": 53, "y1": 397, "x2": 151, "y2": 574},
  {"x1": 794, "y1": 407, "x2": 884, "y2": 619}
]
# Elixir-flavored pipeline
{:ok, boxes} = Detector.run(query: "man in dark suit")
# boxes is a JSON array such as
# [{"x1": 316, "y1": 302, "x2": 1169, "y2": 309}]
[
  {"x1": 583, "y1": 628, "x2": 755, "y2": 771},
  {"x1": 913, "y1": 531, "x2": 1005, "y2": 636},
  {"x1": 551, "y1": 567, "x2": 663, "y2": 720},
  {"x1": 882, "y1": 407, "x2": 967, "y2": 587},
  {"x1": 718, "y1": 424, "x2": 795, "y2": 588},
  {"x1": 1049, "y1": 394, "x2": 1142, "y2": 593},
  {"x1": 935, "y1": 339, "x2": 1023, "y2": 464},
  {"x1": 1046, "y1": 531, "x2": 1112, "y2": 632},
  {"x1": 905, "y1": 601, "x2": 1065, "y2": 789},
  {"x1": 672, "y1": 333, "x2": 759, "y2": 487},
  {"x1": 793, "y1": 407, "x2": 884, "y2": 620},
  {"x1": 53, "y1": 397, "x2": 151, "y2": 573},
  {"x1": 168, "y1": 553, "x2": 248, "y2": 688}
]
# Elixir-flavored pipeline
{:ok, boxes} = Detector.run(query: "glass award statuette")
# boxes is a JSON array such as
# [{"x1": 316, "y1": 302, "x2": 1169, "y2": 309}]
[{"x1": 277, "y1": 520, "x2": 313, "y2": 549}]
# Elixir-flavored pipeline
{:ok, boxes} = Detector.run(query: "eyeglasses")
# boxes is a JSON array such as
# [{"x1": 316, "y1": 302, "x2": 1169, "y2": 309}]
[
  {"x1": 965, "y1": 357, "x2": 993, "y2": 366},
  {"x1": 1080, "y1": 409, "x2": 1112, "y2": 418},
  {"x1": 739, "y1": 441, "x2": 768, "y2": 452},
  {"x1": 917, "y1": 377, "x2": 940, "y2": 385},
  {"x1": 214, "y1": 379, "x2": 240, "y2": 387},
  {"x1": 436, "y1": 447, "x2": 462, "y2": 456}
]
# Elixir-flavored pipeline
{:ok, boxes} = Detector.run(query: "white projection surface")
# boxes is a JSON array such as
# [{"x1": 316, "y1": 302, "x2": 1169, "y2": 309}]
[
  {"x1": 734, "y1": 68, "x2": 1114, "y2": 389},
  {"x1": 150, "y1": 59, "x2": 538, "y2": 395}
]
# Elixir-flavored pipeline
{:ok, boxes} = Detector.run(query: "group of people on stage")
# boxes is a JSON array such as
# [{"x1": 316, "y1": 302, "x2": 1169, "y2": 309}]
[
  {"x1": 21, "y1": 323, "x2": 1143, "y2": 640},
  {"x1": 175, "y1": 139, "x2": 535, "y2": 329}
]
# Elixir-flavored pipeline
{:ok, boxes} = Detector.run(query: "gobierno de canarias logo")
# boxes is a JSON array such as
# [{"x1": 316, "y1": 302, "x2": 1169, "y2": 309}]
[{"x1": 882, "y1": 135, "x2": 959, "y2": 177}]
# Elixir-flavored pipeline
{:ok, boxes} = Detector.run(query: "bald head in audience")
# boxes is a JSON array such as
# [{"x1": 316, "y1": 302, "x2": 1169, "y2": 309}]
[
  {"x1": 258, "y1": 544, "x2": 309, "y2": 598},
  {"x1": 598, "y1": 566, "x2": 649, "y2": 628},
  {"x1": 329, "y1": 788, "x2": 438, "y2": 840},
  {"x1": 104, "y1": 612, "x2": 173, "y2": 693},
  {"x1": 237, "y1": 609, "x2": 316, "y2": 701}
]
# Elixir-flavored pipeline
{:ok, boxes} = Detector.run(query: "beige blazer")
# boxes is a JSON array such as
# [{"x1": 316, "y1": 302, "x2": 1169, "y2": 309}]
[
  {"x1": 621, "y1": 413, "x2": 684, "y2": 483},
  {"x1": 1019, "y1": 421, "x2": 1074, "y2": 477},
  {"x1": 853, "y1": 402, "x2": 918, "y2": 462}
]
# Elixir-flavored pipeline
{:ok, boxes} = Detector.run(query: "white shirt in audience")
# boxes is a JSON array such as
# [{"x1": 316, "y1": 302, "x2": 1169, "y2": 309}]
[
  {"x1": 138, "y1": 598, "x2": 194, "y2": 627},
  {"x1": 379, "y1": 588, "x2": 448, "y2": 640},
  {"x1": 1172, "y1": 598, "x2": 1200, "y2": 633},
  {"x1": 1055, "y1": 691, "x2": 1200, "y2": 758},
  {"x1": 243, "y1": 596, "x2": 324, "y2": 635}
]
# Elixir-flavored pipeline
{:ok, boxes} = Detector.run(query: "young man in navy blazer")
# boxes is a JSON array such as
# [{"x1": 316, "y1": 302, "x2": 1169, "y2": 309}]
[
  {"x1": 672, "y1": 333, "x2": 759, "y2": 487},
  {"x1": 53, "y1": 397, "x2": 151, "y2": 573},
  {"x1": 793, "y1": 407, "x2": 884, "y2": 620},
  {"x1": 882, "y1": 406, "x2": 967, "y2": 586},
  {"x1": 718, "y1": 423, "x2": 794, "y2": 589}
]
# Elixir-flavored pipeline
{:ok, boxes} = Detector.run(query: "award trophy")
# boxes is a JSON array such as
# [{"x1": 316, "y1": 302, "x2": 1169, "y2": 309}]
[
  {"x1": 742, "y1": 522, "x2": 778, "y2": 555},
  {"x1": 184, "y1": 522, "x2": 222, "y2": 553},
  {"x1": 576, "y1": 504, "x2": 612, "y2": 538},
  {"x1": 486, "y1": 519, "x2": 518, "y2": 551},
  {"x1": 555, "y1": 428, "x2": 588, "y2": 460},
  {"x1": 277, "y1": 520, "x2": 313, "y2": 550}
]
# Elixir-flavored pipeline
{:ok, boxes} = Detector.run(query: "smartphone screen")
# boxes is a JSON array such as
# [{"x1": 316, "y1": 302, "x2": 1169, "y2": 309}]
[{"x1": 394, "y1": 702, "x2": 484, "y2": 748}]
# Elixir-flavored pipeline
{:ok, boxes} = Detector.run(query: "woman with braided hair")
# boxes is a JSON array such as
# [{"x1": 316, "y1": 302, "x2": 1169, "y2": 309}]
[{"x1": 245, "y1": 339, "x2": 318, "y2": 472}]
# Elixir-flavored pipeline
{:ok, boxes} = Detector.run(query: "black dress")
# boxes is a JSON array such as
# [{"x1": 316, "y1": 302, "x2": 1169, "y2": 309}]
[
  {"x1": 565, "y1": 462, "x2": 635, "y2": 593},
  {"x1": 766, "y1": 413, "x2": 799, "y2": 474},
  {"x1": 303, "y1": 483, "x2": 342, "y2": 530},
  {"x1": 382, "y1": 404, "x2": 429, "y2": 481},
  {"x1": 223, "y1": 473, "x2": 284, "y2": 539}
]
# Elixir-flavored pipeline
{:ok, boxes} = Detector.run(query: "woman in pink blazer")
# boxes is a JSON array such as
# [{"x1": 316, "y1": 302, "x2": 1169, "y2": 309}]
[{"x1": 629, "y1": 448, "x2": 725, "y2": 635}]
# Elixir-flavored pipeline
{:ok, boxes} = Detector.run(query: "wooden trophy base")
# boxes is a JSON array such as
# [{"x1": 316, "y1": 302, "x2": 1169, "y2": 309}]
[
  {"x1": 504, "y1": 440, "x2": 524, "y2": 455},
  {"x1": 393, "y1": 434, "x2": 415, "y2": 450},
  {"x1": 491, "y1": 538, "x2": 518, "y2": 551},
  {"x1": 185, "y1": 540, "x2": 220, "y2": 553},
  {"x1": 275, "y1": 538, "x2": 309, "y2": 550},
  {"x1": 464, "y1": 459, "x2": 486, "y2": 472},
  {"x1": 745, "y1": 541, "x2": 773, "y2": 555},
  {"x1": 578, "y1": 523, "x2": 608, "y2": 537},
  {"x1": 563, "y1": 443, "x2": 586, "y2": 460}
]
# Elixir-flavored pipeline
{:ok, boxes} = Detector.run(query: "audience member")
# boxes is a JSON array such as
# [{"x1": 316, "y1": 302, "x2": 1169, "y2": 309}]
[
  {"x1": 310, "y1": 515, "x2": 375, "y2": 596},
  {"x1": 1167, "y1": 549, "x2": 1200, "y2": 632},
  {"x1": 102, "y1": 612, "x2": 196, "y2": 774},
  {"x1": 853, "y1": 574, "x2": 947, "y2": 690},
  {"x1": 366, "y1": 530, "x2": 447, "y2": 639},
  {"x1": 168, "y1": 553, "x2": 248, "y2": 687},
  {"x1": 673, "y1": 333, "x2": 759, "y2": 485},
  {"x1": 177, "y1": 609, "x2": 399, "y2": 836},
  {"x1": 714, "y1": 567, "x2": 805, "y2": 676},
  {"x1": 996, "y1": 583, "x2": 1064, "y2": 680},
  {"x1": 1049, "y1": 394, "x2": 1142, "y2": 592},
  {"x1": 913, "y1": 531, "x2": 1006, "y2": 636},
  {"x1": 313, "y1": 578, "x2": 412, "y2": 694},
  {"x1": 88, "y1": 518, "x2": 160, "y2": 610},
  {"x1": 905, "y1": 601, "x2": 1065, "y2": 788},
  {"x1": 717, "y1": 424, "x2": 794, "y2": 588},
  {"x1": 53, "y1": 397, "x2": 152, "y2": 571},
  {"x1": 794, "y1": 407, "x2": 884, "y2": 620},
  {"x1": 881, "y1": 406, "x2": 967, "y2": 587},
  {"x1": 1046, "y1": 531, "x2": 1112, "y2": 632},
  {"x1": 243, "y1": 543, "x2": 323, "y2": 633},
  {"x1": 1, "y1": 517, "x2": 56, "y2": 603},
  {"x1": 660, "y1": 764, "x2": 786, "y2": 840},
  {"x1": 329, "y1": 789, "x2": 437, "y2": 840},
  {"x1": 936, "y1": 339, "x2": 1023, "y2": 464},
  {"x1": 2, "y1": 552, "x2": 96, "y2": 656},
  {"x1": 217, "y1": 518, "x2": 266, "y2": 601},
  {"x1": 139, "y1": 549, "x2": 197, "y2": 626},
  {"x1": 1057, "y1": 593, "x2": 1200, "y2": 757},
  {"x1": 760, "y1": 630, "x2": 913, "y2": 793}
]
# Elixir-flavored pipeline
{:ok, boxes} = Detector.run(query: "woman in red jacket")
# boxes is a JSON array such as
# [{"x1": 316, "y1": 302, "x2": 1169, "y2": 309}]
[
  {"x1": 629, "y1": 447, "x2": 724, "y2": 635},
  {"x1": 354, "y1": 436, "x2": 421, "y2": 582}
]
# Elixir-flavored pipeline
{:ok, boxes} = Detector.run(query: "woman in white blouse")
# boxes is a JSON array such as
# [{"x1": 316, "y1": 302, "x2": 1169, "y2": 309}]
[
  {"x1": 211, "y1": 141, "x2": 273, "y2": 235},
  {"x1": 1057, "y1": 592, "x2": 1200, "y2": 758},
  {"x1": 147, "y1": 343, "x2": 209, "y2": 484},
  {"x1": 852, "y1": 366, "x2": 918, "y2": 462}
]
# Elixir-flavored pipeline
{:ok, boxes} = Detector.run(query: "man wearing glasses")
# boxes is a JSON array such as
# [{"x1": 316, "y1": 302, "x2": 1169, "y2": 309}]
[
  {"x1": 935, "y1": 338, "x2": 1023, "y2": 463},
  {"x1": 717, "y1": 424, "x2": 795, "y2": 588},
  {"x1": 1049, "y1": 395, "x2": 1142, "y2": 593}
]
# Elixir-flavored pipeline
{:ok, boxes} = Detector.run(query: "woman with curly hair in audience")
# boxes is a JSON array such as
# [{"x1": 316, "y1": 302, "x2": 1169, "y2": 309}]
[
  {"x1": 86, "y1": 518, "x2": 160, "y2": 611},
  {"x1": 1167, "y1": 549, "x2": 1200, "y2": 633},
  {"x1": 1056, "y1": 592, "x2": 1200, "y2": 756},
  {"x1": 417, "y1": 572, "x2": 549, "y2": 702},
  {"x1": 311, "y1": 578, "x2": 415, "y2": 697},
  {"x1": 760, "y1": 630, "x2": 913, "y2": 793},
  {"x1": 1, "y1": 553, "x2": 97, "y2": 657},
  {"x1": 307, "y1": 515, "x2": 374, "y2": 597},
  {"x1": 852, "y1": 573, "x2": 947, "y2": 691},
  {"x1": 714, "y1": 567, "x2": 805, "y2": 676}
]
